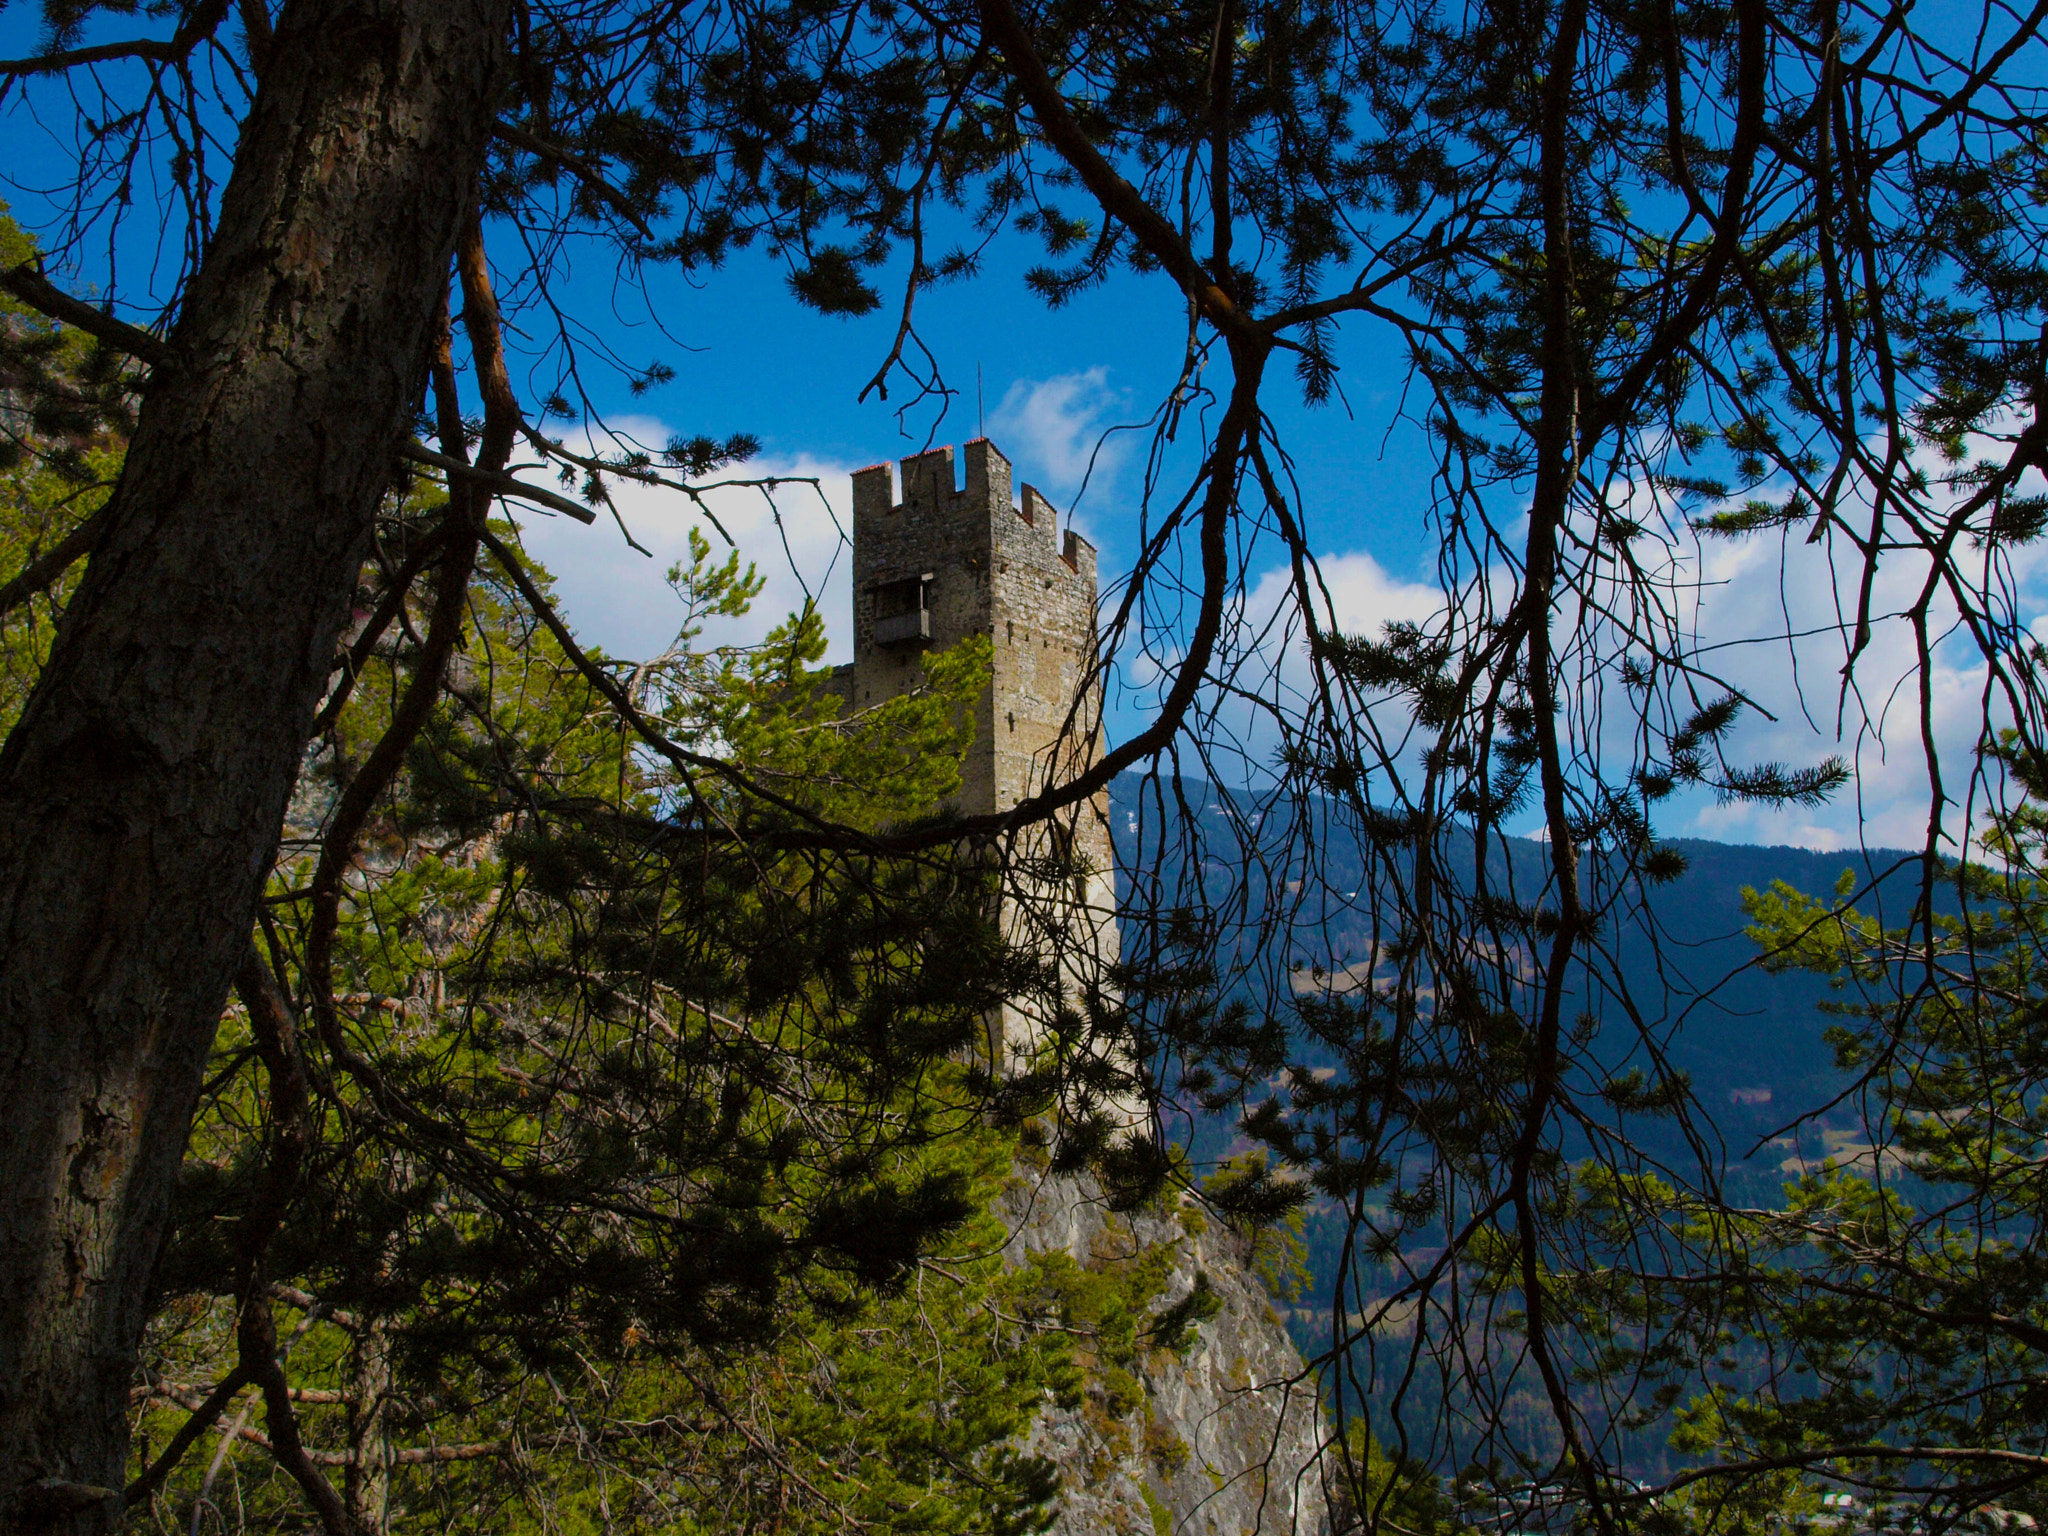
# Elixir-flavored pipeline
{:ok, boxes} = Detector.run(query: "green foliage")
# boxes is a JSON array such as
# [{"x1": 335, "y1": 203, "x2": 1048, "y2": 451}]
[
  {"x1": 0, "y1": 437, "x2": 110, "y2": 735},
  {"x1": 140, "y1": 1121, "x2": 1068, "y2": 1536},
  {"x1": 1015, "y1": 1240, "x2": 1170, "y2": 1393},
  {"x1": 0, "y1": 201, "x2": 141, "y2": 477},
  {"x1": 1617, "y1": 739, "x2": 2048, "y2": 1510},
  {"x1": 638, "y1": 526, "x2": 993, "y2": 830},
  {"x1": 1328, "y1": 1422, "x2": 1466, "y2": 1536},
  {"x1": 0, "y1": 202, "x2": 119, "y2": 735},
  {"x1": 1005, "y1": 1201, "x2": 1228, "y2": 1460},
  {"x1": 1146, "y1": 1270, "x2": 1222, "y2": 1353},
  {"x1": 119, "y1": 486, "x2": 1068, "y2": 1532},
  {"x1": 1202, "y1": 1153, "x2": 1312, "y2": 1304}
]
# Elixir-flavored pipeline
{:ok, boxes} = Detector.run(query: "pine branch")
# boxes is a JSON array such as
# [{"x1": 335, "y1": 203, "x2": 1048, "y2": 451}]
[
  {"x1": 0, "y1": 263, "x2": 170, "y2": 364},
  {"x1": 2, "y1": 264, "x2": 593, "y2": 523},
  {"x1": 0, "y1": 0, "x2": 231, "y2": 79},
  {"x1": 124, "y1": 1365, "x2": 255, "y2": 1507},
  {"x1": 0, "y1": 504, "x2": 109, "y2": 618},
  {"x1": 494, "y1": 120, "x2": 656, "y2": 241}
]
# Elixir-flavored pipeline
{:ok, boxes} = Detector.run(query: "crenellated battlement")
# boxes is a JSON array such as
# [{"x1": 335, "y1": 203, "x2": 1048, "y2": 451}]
[
  {"x1": 844, "y1": 440, "x2": 1102, "y2": 809},
  {"x1": 850, "y1": 441, "x2": 1098, "y2": 593}
]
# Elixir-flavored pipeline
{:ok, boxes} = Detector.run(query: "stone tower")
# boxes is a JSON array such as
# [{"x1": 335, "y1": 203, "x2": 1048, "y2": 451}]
[
  {"x1": 844, "y1": 438, "x2": 1118, "y2": 1071},
  {"x1": 845, "y1": 443, "x2": 1331, "y2": 1536}
]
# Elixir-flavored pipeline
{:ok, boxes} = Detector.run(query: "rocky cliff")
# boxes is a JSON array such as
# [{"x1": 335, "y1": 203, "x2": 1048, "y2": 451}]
[{"x1": 999, "y1": 1166, "x2": 1330, "y2": 1536}]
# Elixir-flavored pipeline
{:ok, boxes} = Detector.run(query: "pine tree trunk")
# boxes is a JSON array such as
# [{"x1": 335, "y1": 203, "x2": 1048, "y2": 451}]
[
  {"x1": 0, "y1": 0, "x2": 509, "y2": 1526},
  {"x1": 346, "y1": 1319, "x2": 393, "y2": 1535}
]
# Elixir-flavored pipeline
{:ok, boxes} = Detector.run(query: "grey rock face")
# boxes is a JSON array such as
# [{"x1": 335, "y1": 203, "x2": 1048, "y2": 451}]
[{"x1": 1000, "y1": 1167, "x2": 1330, "y2": 1536}]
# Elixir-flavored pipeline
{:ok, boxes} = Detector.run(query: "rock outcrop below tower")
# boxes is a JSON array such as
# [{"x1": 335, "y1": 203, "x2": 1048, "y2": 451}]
[{"x1": 1001, "y1": 1166, "x2": 1332, "y2": 1536}]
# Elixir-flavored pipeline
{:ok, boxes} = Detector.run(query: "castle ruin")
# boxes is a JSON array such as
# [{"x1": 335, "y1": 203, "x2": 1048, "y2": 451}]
[
  {"x1": 838, "y1": 438, "x2": 1330, "y2": 1536},
  {"x1": 841, "y1": 438, "x2": 1119, "y2": 1075}
]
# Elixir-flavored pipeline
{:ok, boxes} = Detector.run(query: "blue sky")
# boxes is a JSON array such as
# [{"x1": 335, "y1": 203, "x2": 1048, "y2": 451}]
[
  {"x1": 499, "y1": 218, "x2": 1457, "y2": 773},
  {"x1": 513, "y1": 228, "x2": 2048, "y2": 856},
  {"x1": 6, "y1": 8, "x2": 2044, "y2": 855},
  {"x1": 507, "y1": 211, "x2": 1442, "y2": 610}
]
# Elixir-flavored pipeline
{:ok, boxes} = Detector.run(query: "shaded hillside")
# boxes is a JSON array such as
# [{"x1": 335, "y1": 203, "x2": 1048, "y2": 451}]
[
  {"x1": 1108, "y1": 776, "x2": 1950, "y2": 1478},
  {"x1": 1606, "y1": 836, "x2": 1931, "y2": 1168},
  {"x1": 1108, "y1": 774, "x2": 1932, "y2": 1183}
]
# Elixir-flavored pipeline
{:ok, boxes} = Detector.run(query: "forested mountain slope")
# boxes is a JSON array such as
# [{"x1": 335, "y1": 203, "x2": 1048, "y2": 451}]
[
  {"x1": 1110, "y1": 774, "x2": 1923, "y2": 1180},
  {"x1": 1108, "y1": 775, "x2": 1944, "y2": 1484}
]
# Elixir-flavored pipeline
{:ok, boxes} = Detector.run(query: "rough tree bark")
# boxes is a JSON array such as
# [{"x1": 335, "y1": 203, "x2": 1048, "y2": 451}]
[{"x1": 0, "y1": 0, "x2": 510, "y2": 1525}]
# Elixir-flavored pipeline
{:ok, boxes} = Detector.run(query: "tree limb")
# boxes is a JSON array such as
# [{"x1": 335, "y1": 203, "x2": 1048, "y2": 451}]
[
  {"x1": 308, "y1": 522, "x2": 454, "y2": 739},
  {"x1": 0, "y1": 263, "x2": 171, "y2": 365},
  {"x1": 1651, "y1": 1443, "x2": 2048, "y2": 1499},
  {"x1": 3, "y1": 262, "x2": 591, "y2": 523},
  {"x1": 1509, "y1": 4, "x2": 1609, "y2": 1530},
  {"x1": 304, "y1": 213, "x2": 507, "y2": 1091},
  {"x1": 123, "y1": 1365, "x2": 254, "y2": 1507},
  {"x1": 397, "y1": 441, "x2": 594, "y2": 522},
  {"x1": 0, "y1": 0, "x2": 231, "y2": 81},
  {"x1": 494, "y1": 120, "x2": 655, "y2": 240},
  {"x1": 0, "y1": 504, "x2": 109, "y2": 618},
  {"x1": 238, "y1": 1300, "x2": 352, "y2": 1536},
  {"x1": 973, "y1": 0, "x2": 1256, "y2": 345}
]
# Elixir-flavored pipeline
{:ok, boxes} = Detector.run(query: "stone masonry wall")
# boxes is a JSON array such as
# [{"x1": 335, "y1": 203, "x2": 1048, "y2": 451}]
[{"x1": 845, "y1": 440, "x2": 1117, "y2": 1069}]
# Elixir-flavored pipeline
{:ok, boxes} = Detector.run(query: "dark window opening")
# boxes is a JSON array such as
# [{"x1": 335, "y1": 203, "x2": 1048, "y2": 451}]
[{"x1": 872, "y1": 573, "x2": 932, "y2": 646}]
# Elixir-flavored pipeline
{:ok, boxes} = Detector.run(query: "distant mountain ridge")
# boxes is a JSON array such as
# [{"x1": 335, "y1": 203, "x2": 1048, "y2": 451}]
[
  {"x1": 1106, "y1": 773, "x2": 1933, "y2": 1185},
  {"x1": 1106, "y1": 776, "x2": 1938, "y2": 1478}
]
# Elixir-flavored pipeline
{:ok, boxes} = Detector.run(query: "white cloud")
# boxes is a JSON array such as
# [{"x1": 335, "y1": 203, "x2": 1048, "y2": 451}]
[
  {"x1": 985, "y1": 368, "x2": 1130, "y2": 513},
  {"x1": 1243, "y1": 548, "x2": 1443, "y2": 640},
  {"x1": 504, "y1": 418, "x2": 855, "y2": 665},
  {"x1": 1225, "y1": 420, "x2": 2048, "y2": 854},
  {"x1": 1597, "y1": 429, "x2": 2048, "y2": 851},
  {"x1": 502, "y1": 408, "x2": 2048, "y2": 858},
  {"x1": 1182, "y1": 550, "x2": 1448, "y2": 791}
]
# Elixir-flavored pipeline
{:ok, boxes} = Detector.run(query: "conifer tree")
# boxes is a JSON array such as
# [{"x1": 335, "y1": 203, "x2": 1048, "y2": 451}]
[
  {"x1": 1639, "y1": 733, "x2": 2048, "y2": 1519},
  {"x1": 1, "y1": 0, "x2": 2044, "y2": 1521},
  {"x1": 0, "y1": 217, "x2": 1072, "y2": 1527}
]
